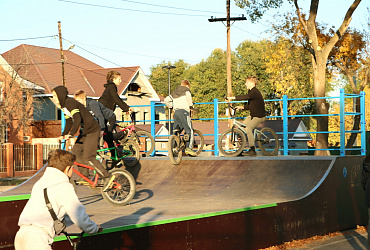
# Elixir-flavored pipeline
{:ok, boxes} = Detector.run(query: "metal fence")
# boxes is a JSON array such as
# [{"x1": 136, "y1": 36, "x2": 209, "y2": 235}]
[
  {"x1": 42, "y1": 144, "x2": 61, "y2": 164},
  {"x1": 13, "y1": 144, "x2": 37, "y2": 171}
]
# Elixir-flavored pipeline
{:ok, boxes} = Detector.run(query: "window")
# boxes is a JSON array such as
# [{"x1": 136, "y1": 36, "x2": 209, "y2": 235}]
[{"x1": 128, "y1": 83, "x2": 141, "y2": 92}]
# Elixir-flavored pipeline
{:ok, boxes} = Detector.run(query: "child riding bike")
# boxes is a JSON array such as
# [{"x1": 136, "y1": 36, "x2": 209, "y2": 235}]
[
  {"x1": 226, "y1": 76, "x2": 266, "y2": 156},
  {"x1": 51, "y1": 86, "x2": 115, "y2": 191}
]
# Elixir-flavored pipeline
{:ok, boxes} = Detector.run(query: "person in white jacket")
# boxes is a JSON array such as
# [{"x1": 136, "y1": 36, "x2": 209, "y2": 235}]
[
  {"x1": 164, "y1": 80, "x2": 196, "y2": 156},
  {"x1": 14, "y1": 149, "x2": 102, "y2": 250}
]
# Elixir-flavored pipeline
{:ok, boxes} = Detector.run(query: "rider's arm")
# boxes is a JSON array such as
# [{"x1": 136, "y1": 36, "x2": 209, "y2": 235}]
[
  {"x1": 57, "y1": 183, "x2": 100, "y2": 235},
  {"x1": 109, "y1": 86, "x2": 130, "y2": 112},
  {"x1": 186, "y1": 91, "x2": 193, "y2": 109}
]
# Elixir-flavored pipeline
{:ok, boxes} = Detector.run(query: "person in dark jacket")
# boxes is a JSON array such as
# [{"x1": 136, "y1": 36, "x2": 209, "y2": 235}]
[
  {"x1": 52, "y1": 86, "x2": 115, "y2": 191},
  {"x1": 74, "y1": 90, "x2": 126, "y2": 159},
  {"x1": 99, "y1": 71, "x2": 130, "y2": 113},
  {"x1": 362, "y1": 153, "x2": 370, "y2": 249},
  {"x1": 226, "y1": 76, "x2": 266, "y2": 156}
]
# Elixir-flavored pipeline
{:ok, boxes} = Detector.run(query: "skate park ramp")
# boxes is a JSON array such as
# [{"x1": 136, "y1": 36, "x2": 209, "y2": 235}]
[{"x1": 0, "y1": 156, "x2": 366, "y2": 249}]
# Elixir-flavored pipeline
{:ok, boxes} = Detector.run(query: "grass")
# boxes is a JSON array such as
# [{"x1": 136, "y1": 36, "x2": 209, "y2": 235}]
[{"x1": 0, "y1": 178, "x2": 28, "y2": 186}]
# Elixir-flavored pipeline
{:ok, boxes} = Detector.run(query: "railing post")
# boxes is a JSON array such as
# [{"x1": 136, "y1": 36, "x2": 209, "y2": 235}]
[
  {"x1": 5, "y1": 143, "x2": 14, "y2": 177},
  {"x1": 360, "y1": 91, "x2": 366, "y2": 155},
  {"x1": 339, "y1": 89, "x2": 345, "y2": 156},
  {"x1": 35, "y1": 143, "x2": 43, "y2": 170},
  {"x1": 150, "y1": 101, "x2": 156, "y2": 155},
  {"x1": 282, "y1": 95, "x2": 288, "y2": 156},
  {"x1": 214, "y1": 99, "x2": 219, "y2": 156},
  {"x1": 61, "y1": 109, "x2": 66, "y2": 150}
]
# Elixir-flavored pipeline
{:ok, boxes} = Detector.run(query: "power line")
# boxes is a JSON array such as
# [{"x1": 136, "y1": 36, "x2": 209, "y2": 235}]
[
  {"x1": 56, "y1": 0, "x2": 210, "y2": 17},
  {"x1": 0, "y1": 35, "x2": 56, "y2": 42},
  {"x1": 118, "y1": 0, "x2": 238, "y2": 15}
]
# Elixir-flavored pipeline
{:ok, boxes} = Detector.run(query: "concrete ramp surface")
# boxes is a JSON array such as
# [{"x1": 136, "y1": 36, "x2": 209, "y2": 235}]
[{"x1": 0, "y1": 156, "x2": 366, "y2": 249}]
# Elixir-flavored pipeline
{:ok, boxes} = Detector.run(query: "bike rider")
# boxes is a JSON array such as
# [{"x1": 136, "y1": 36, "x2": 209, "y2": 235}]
[
  {"x1": 52, "y1": 86, "x2": 115, "y2": 190},
  {"x1": 15, "y1": 149, "x2": 102, "y2": 250},
  {"x1": 98, "y1": 71, "x2": 131, "y2": 156},
  {"x1": 164, "y1": 80, "x2": 197, "y2": 157},
  {"x1": 226, "y1": 76, "x2": 266, "y2": 156}
]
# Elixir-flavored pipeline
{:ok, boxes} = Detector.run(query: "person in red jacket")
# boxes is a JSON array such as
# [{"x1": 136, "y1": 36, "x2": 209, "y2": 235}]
[
  {"x1": 227, "y1": 76, "x2": 266, "y2": 156},
  {"x1": 52, "y1": 86, "x2": 115, "y2": 191}
]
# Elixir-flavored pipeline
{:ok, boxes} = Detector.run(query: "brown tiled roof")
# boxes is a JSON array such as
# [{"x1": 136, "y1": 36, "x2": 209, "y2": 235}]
[
  {"x1": 81, "y1": 67, "x2": 140, "y2": 97},
  {"x1": 1, "y1": 44, "x2": 103, "y2": 95}
]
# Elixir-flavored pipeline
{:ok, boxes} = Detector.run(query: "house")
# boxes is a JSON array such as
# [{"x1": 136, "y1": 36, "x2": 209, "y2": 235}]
[
  {"x1": 1, "y1": 44, "x2": 166, "y2": 143},
  {"x1": 0, "y1": 54, "x2": 44, "y2": 144}
]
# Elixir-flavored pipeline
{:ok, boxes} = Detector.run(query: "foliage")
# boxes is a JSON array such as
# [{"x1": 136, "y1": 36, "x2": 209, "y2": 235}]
[
  {"x1": 234, "y1": 0, "x2": 285, "y2": 22},
  {"x1": 148, "y1": 59, "x2": 190, "y2": 97}
]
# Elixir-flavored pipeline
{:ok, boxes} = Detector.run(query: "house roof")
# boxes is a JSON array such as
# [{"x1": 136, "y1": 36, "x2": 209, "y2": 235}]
[
  {"x1": 1, "y1": 44, "x2": 142, "y2": 97},
  {"x1": 81, "y1": 67, "x2": 140, "y2": 97},
  {"x1": 1, "y1": 44, "x2": 103, "y2": 95}
]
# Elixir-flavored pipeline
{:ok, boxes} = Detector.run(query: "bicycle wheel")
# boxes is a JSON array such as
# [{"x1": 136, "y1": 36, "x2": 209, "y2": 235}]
[
  {"x1": 119, "y1": 139, "x2": 140, "y2": 167},
  {"x1": 131, "y1": 130, "x2": 155, "y2": 157},
  {"x1": 101, "y1": 169, "x2": 136, "y2": 206},
  {"x1": 192, "y1": 129, "x2": 204, "y2": 156},
  {"x1": 257, "y1": 127, "x2": 279, "y2": 156},
  {"x1": 168, "y1": 135, "x2": 182, "y2": 165},
  {"x1": 218, "y1": 128, "x2": 246, "y2": 157}
]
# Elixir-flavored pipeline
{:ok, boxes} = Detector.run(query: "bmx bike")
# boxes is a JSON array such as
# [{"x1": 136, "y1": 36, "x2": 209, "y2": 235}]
[
  {"x1": 218, "y1": 103, "x2": 279, "y2": 157},
  {"x1": 168, "y1": 127, "x2": 204, "y2": 165},
  {"x1": 73, "y1": 160, "x2": 136, "y2": 206},
  {"x1": 98, "y1": 132, "x2": 140, "y2": 168},
  {"x1": 100, "y1": 113, "x2": 154, "y2": 157},
  {"x1": 62, "y1": 231, "x2": 85, "y2": 250}
]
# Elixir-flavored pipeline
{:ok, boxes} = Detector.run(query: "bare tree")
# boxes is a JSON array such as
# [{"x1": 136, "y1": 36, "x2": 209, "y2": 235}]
[{"x1": 0, "y1": 54, "x2": 44, "y2": 143}]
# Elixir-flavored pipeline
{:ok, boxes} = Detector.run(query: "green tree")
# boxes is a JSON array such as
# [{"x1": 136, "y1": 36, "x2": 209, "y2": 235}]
[{"x1": 148, "y1": 60, "x2": 190, "y2": 97}]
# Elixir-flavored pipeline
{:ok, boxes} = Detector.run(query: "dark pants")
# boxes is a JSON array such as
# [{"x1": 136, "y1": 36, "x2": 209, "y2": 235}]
[
  {"x1": 174, "y1": 109, "x2": 194, "y2": 148},
  {"x1": 104, "y1": 116, "x2": 117, "y2": 157},
  {"x1": 72, "y1": 130, "x2": 110, "y2": 179}
]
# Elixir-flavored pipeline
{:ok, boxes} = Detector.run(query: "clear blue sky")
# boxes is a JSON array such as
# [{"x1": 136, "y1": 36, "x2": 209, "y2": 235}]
[{"x1": 1, "y1": 0, "x2": 369, "y2": 75}]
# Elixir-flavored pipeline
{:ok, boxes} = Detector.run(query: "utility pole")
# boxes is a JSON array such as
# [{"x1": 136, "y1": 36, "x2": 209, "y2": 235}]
[
  {"x1": 58, "y1": 21, "x2": 66, "y2": 87},
  {"x1": 208, "y1": 0, "x2": 246, "y2": 99}
]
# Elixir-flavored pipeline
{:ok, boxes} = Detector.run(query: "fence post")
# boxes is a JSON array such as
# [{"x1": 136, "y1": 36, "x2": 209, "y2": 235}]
[
  {"x1": 282, "y1": 95, "x2": 288, "y2": 156},
  {"x1": 360, "y1": 91, "x2": 366, "y2": 155},
  {"x1": 35, "y1": 143, "x2": 43, "y2": 170},
  {"x1": 214, "y1": 99, "x2": 219, "y2": 156},
  {"x1": 150, "y1": 101, "x2": 156, "y2": 155},
  {"x1": 5, "y1": 143, "x2": 13, "y2": 178},
  {"x1": 339, "y1": 89, "x2": 345, "y2": 156}
]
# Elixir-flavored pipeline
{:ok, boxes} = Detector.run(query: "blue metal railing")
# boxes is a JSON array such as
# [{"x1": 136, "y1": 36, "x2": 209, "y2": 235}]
[{"x1": 62, "y1": 88, "x2": 365, "y2": 157}]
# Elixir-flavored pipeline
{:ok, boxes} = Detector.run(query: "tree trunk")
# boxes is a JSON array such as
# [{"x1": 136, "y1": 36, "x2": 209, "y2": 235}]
[{"x1": 313, "y1": 54, "x2": 330, "y2": 156}]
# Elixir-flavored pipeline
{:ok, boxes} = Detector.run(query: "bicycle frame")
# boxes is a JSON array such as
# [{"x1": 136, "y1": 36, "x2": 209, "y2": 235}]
[
  {"x1": 228, "y1": 106, "x2": 261, "y2": 143},
  {"x1": 73, "y1": 162, "x2": 100, "y2": 187}
]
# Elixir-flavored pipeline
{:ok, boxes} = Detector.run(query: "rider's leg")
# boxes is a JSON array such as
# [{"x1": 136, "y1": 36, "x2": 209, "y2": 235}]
[
  {"x1": 104, "y1": 116, "x2": 117, "y2": 157},
  {"x1": 83, "y1": 131, "x2": 110, "y2": 179},
  {"x1": 243, "y1": 116, "x2": 266, "y2": 149},
  {"x1": 173, "y1": 110, "x2": 182, "y2": 135},
  {"x1": 72, "y1": 135, "x2": 89, "y2": 178}
]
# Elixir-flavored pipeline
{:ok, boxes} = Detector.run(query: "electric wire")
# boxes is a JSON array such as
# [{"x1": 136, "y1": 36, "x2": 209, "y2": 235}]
[{"x1": 57, "y1": 0, "x2": 211, "y2": 17}]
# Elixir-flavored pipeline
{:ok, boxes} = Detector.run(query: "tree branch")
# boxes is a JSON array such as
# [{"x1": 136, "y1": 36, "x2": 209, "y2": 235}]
[{"x1": 323, "y1": 0, "x2": 362, "y2": 58}]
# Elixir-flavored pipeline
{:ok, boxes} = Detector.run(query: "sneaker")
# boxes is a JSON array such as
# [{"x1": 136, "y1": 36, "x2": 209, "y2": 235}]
[
  {"x1": 243, "y1": 149, "x2": 256, "y2": 157},
  {"x1": 102, "y1": 175, "x2": 116, "y2": 192},
  {"x1": 185, "y1": 148, "x2": 197, "y2": 157}
]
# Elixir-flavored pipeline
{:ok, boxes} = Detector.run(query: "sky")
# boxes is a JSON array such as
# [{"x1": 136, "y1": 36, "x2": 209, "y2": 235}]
[{"x1": 1, "y1": 0, "x2": 369, "y2": 76}]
